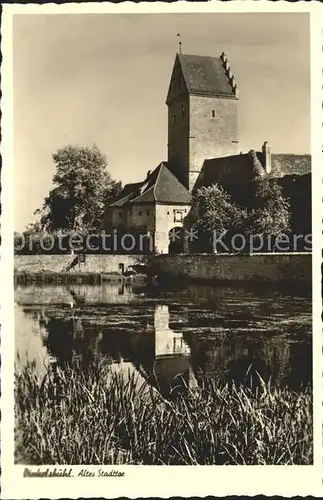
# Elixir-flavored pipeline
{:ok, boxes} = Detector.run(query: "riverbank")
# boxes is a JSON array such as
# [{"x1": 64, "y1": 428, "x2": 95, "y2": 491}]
[
  {"x1": 15, "y1": 359, "x2": 312, "y2": 466},
  {"x1": 14, "y1": 252, "x2": 312, "y2": 285},
  {"x1": 14, "y1": 254, "x2": 147, "y2": 273},
  {"x1": 14, "y1": 271, "x2": 147, "y2": 286},
  {"x1": 14, "y1": 254, "x2": 149, "y2": 285}
]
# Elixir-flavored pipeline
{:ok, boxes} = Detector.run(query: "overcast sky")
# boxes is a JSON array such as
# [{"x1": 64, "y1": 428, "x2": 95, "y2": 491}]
[{"x1": 13, "y1": 12, "x2": 310, "y2": 231}]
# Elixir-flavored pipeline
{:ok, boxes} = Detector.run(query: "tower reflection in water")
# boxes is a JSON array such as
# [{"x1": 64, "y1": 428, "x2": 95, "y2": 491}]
[{"x1": 150, "y1": 304, "x2": 197, "y2": 398}]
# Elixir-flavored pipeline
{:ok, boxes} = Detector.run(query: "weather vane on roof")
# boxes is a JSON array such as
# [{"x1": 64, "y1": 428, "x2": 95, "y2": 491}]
[{"x1": 177, "y1": 33, "x2": 182, "y2": 54}]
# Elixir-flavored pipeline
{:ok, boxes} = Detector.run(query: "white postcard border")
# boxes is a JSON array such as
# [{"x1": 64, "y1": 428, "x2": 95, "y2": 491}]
[{"x1": 1, "y1": 2, "x2": 322, "y2": 498}]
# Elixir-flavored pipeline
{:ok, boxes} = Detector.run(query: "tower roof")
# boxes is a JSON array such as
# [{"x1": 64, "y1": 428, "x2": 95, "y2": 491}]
[{"x1": 166, "y1": 53, "x2": 237, "y2": 103}]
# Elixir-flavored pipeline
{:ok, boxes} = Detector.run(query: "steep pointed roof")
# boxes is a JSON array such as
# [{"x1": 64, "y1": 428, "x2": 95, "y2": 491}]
[
  {"x1": 109, "y1": 163, "x2": 191, "y2": 207},
  {"x1": 166, "y1": 53, "x2": 236, "y2": 103}
]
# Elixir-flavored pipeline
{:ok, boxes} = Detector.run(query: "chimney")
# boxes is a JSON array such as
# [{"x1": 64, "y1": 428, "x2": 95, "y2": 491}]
[
  {"x1": 146, "y1": 170, "x2": 151, "y2": 178},
  {"x1": 262, "y1": 141, "x2": 271, "y2": 174}
]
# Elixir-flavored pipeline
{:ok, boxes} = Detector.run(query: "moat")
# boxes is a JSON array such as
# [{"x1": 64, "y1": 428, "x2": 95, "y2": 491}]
[{"x1": 15, "y1": 282, "x2": 312, "y2": 394}]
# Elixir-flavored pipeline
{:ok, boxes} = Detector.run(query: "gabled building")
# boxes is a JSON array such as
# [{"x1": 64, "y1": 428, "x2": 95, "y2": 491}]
[
  {"x1": 108, "y1": 51, "x2": 311, "y2": 254},
  {"x1": 107, "y1": 162, "x2": 191, "y2": 253}
]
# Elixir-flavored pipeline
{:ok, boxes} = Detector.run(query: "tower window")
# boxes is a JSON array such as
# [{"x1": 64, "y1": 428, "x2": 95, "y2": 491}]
[
  {"x1": 181, "y1": 103, "x2": 185, "y2": 119},
  {"x1": 211, "y1": 109, "x2": 216, "y2": 118},
  {"x1": 172, "y1": 115, "x2": 177, "y2": 124},
  {"x1": 138, "y1": 210, "x2": 142, "y2": 216}
]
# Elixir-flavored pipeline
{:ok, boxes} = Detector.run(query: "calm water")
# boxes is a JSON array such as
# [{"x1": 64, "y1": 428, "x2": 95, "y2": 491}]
[{"x1": 15, "y1": 282, "x2": 312, "y2": 396}]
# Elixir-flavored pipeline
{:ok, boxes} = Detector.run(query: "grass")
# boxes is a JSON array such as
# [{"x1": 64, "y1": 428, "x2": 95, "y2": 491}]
[{"x1": 15, "y1": 358, "x2": 313, "y2": 465}]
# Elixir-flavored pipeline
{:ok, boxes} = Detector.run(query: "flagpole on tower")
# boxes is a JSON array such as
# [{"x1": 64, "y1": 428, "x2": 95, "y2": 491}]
[{"x1": 177, "y1": 33, "x2": 182, "y2": 54}]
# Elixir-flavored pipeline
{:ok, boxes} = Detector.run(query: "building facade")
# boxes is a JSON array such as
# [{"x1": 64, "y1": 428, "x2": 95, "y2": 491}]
[{"x1": 107, "y1": 163, "x2": 191, "y2": 254}]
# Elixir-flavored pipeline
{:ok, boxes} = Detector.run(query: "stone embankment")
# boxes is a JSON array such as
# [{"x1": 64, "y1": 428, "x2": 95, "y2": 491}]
[
  {"x1": 14, "y1": 255, "x2": 147, "y2": 285},
  {"x1": 14, "y1": 254, "x2": 146, "y2": 274},
  {"x1": 150, "y1": 253, "x2": 311, "y2": 284}
]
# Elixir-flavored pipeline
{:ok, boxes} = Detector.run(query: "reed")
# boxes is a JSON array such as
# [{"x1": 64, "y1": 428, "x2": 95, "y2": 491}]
[{"x1": 15, "y1": 358, "x2": 312, "y2": 465}]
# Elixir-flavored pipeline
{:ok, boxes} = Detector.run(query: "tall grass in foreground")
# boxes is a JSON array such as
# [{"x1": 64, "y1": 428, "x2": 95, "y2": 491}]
[{"x1": 15, "y1": 359, "x2": 312, "y2": 465}]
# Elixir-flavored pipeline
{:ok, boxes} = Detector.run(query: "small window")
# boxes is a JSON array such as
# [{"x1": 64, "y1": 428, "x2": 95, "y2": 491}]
[
  {"x1": 138, "y1": 211, "x2": 142, "y2": 216},
  {"x1": 174, "y1": 210, "x2": 183, "y2": 223},
  {"x1": 211, "y1": 109, "x2": 216, "y2": 118},
  {"x1": 181, "y1": 104, "x2": 185, "y2": 119},
  {"x1": 146, "y1": 210, "x2": 150, "y2": 216},
  {"x1": 119, "y1": 211, "x2": 123, "y2": 218},
  {"x1": 167, "y1": 211, "x2": 170, "y2": 215},
  {"x1": 172, "y1": 115, "x2": 176, "y2": 124}
]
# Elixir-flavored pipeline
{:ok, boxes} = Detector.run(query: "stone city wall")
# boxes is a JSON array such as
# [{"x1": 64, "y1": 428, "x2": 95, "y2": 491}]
[{"x1": 151, "y1": 253, "x2": 311, "y2": 283}]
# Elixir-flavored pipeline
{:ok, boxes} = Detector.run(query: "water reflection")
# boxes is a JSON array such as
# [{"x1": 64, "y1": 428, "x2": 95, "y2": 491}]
[
  {"x1": 15, "y1": 282, "x2": 141, "y2": 307},
  {"x1": 34, "y1": 304, "x2": 193, "y2": 397},
  {"x1": 154, "y1": 305, "x2": 190, "y2": 357},
  {"x1": 16, "y1": 286, "x2": 312, "y2": 397}
]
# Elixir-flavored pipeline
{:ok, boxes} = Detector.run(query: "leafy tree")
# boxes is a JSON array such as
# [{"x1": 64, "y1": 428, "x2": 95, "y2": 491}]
[
  {"x1": 25, "y1": 221, "x2": 42, "y2": 233},
  {"x1": 188, "y1": 179, "x2": 291, "y2": 253},
  {"x1": 34, "y1": 144, "x2": 121, "y2": 232},
  {"x1": 247, "y1": 178, "x2": 291, "y2": 236},
  {"x1": 188, "y1": 185, "x2": 247, "y2": 251}
]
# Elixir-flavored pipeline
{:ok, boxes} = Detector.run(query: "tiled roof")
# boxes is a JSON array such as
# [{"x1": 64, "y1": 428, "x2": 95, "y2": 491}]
[
  {"x1": 109, "y1": 153, "x2": 310, "y2": 209},
  {"x1": 179, "y1": 54, "x2": 235, "y2": 97},
  {"x1": 109, "y1": 163, "x2": 191, "y2": 207},
  {"x1": 166, "y1": 53, "x2": 236, "y2": 103},
  {"x1": 194, "y1": 151, "x2": 311, "y2": 194},
  {"x1": 193, "y1": 152, "x2": 266, "y2": 194},
  {"x1": 154, "y1": 163, "x2": 192, "y2": 204},
  {"x1": 271, "y1": 154, "x2": 311, "y2": 177},
  {"x1": 109, "y1": 182, "x2": 143, "y2": 207}
]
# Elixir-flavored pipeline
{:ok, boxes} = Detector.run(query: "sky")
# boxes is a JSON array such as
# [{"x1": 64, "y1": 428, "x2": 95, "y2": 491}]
[{"x1": 13, "y1": 12, "x2": 310, "y2": 231}]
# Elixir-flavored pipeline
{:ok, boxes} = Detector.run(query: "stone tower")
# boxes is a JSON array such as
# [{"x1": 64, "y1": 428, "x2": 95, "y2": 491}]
[{"x1": 166, "y1": 52, "x2": 239, "y2": 192}]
